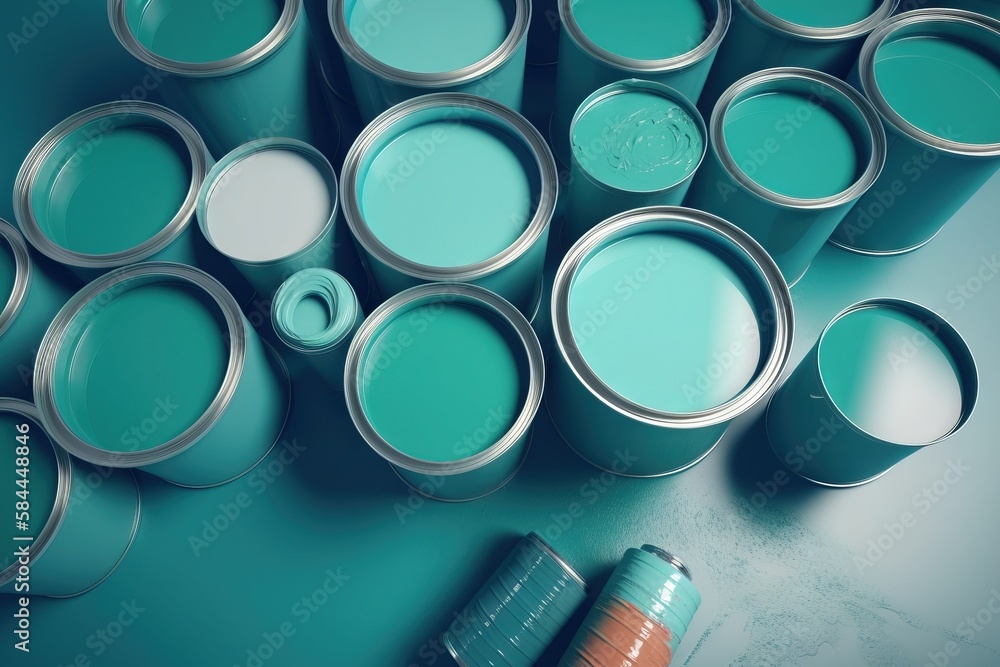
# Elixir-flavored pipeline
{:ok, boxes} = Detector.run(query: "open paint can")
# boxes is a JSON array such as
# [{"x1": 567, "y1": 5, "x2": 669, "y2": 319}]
[
  {"x1": 550, "y1": 0, "x2": 730, "y2": 164},
  {"x1": 685, "y1": 68, "x2": 886, "y2": 285},
  {"x1": 272, "y1": 268, "x2": 362, "y2": 388},
  {"x1": 197, "y1": 137, "x2": 339, "y2": 297},
  {"x1": 345, "y1": 283, "x2": 544, "y2": 502},
  {"x1": 0, "y1": 220, "x2": 73, "y2": 400},
  {"x1": 699, "y1": 0, "x2": 898, "y2": 114},
  {"x1": 109, "y1": 0, "x2": 337, "y2": 157},
  {"x1": 342, "y1": 94, "x2": 556, "y2": 317},
  {"x1": 566, "y1": 79, "x2": 707, "y2": 247},
  {"x1": 34, "y1": 263, "x2": 291, "y2": 488},
  {"x1": 443, "y1": 532, "x2": 589, "y2": 666},
  {"x1": 766, "y1": 298, "x2": 978, "y2": 487},
  {"x1": 549, "y1": 207, "x2": 793, "y2": 477},
  {"x1": 0, "y1": 399, "x2": 140, "y2": 598},
  {"x1": 832, "y1": 9, "x2": 1000, "y2": 254},
  {"x1": 330, "y1": 0, "x2": 530, "y2": 121}
]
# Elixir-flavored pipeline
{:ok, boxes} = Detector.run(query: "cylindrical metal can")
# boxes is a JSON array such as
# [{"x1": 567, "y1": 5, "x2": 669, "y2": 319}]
[
  {"x1": 0, "y1": 399, "x2": 140, "y2": 598},
  {"x1": 550, "y1": 0, "x2": 731, "y2": 165},
  {"x1": 549, "y1": 207, "x2": 793, "y2": 477},
  {"x1": 566, "y1": 79, "x2": 707, "y2": 247},
  {"x1": 699, "y1": 0, "x2": 898, "y2": 115},
  {"x1": 197, "y1": 137, "x2": 339, "y2": 297},
  {"x1": 766, "y1": 298, "x2": 978, "y2": 487},
  {"x1": 832, "y1": 9, "x2": 1000, "y2": 254},
  {"x1": 109, "y1": 0, "x2": 337, "y2": 157},
  {"x1": 330, "y1": 0, "x2": 531, "y2": 121},
  {"x1": 685, "y1": 68, "x2": 886, "y2": 285},
  {"x1": 345, "y1": 283, "x2": 544, "y2": 502},
  {"x1": 443, "y1": 532, "x2": 589, "y2": 666},
  {"x1": 559, "y1": 546, "x2": 701, "y2": 666},
  {"x1": 342, "y1": 94, "x2": 556, "y2": 317},
  {"x1": 272, "y1": 268, "x2": 362, "y2": 388},
  {"x1": 0, "y1": 220, "x2": 73, "y2": 400},
  {"x1": 34, "y1": 263, "x2": 291, "y2": 488}
]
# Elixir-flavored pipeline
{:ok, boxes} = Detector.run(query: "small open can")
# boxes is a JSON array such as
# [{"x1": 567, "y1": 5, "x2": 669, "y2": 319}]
[
  {"x1": 566, "y1": 79, "x2": 707, "y2": 247},
  {"x1": 549, "y1": 207, "x2": 793, "y2": 477},
  {"x1": 766, "y1": 298, "x2": 978, "y2": 487},
  {"x1": 109, "y1": 0, "x2": 337, "y2": 157},
  {"x1": 832, "y1": 9, "x2": 1000, "y2": 254},
  {"x1": 34, "y1": 263, "x2": 291, "y2": 488},
  {"x1": 699, "y1": 0, "x2": 898, "y2": 114},
  {"x1": 550, "y1": 0, "x2": 731, "y2": 164},
  {"x1": 0, "y1": 220, "x2": 73, "y2": 400},
  {"x1": 342, "y1": 94, "x2": 556, "y2": 317},
  {"x1": 685, "y1": 68, "x2": 886, "y2": 285},
  {"x1": 345, "y1": 283, "x2": 544, "y2": 502},
  {"x1": 443, "y1": 532, "x2": 589, "y2": 666},
  {"x1": 330, "y1": 0, "x2": 531, "y2": 121},
  {"x1": 197, "y1": 137, "x2": 339, "y2": 297},
  {"x1": 0, "y1": 399, "x2": 140, "y2": 598}
]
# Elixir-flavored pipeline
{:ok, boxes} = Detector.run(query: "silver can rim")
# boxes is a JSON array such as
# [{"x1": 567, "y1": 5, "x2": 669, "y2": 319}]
[
  {"x1": 13, "y1": 102, "x2": 209, "y2": 270},
  {"x1": 737, "y1": 0, "x2": 898, "y2": 42},
  {"x1": 344, "y1": 283, "x2": 545, "y2": 476},
  {"x1": 197, "y1": 137, "x2": 340, "y2": 269},
  {"x1": 34, "y1": 262, "x2": 250, "y2": 468},
  {"x1": 330, "y1": 0, "x2": 530, "y2": 87},
  {"x1": 526, "y1": 531, "x2": 589, "y2": 591},
  {"x1": 640, "y1": 544, "x2": 693, "y2": 581},
  {"x1": 570, "y1": 79, "x2": 709, "y2": 197},
  {"x1": 108, "y1": 0, "x2": 301, "y2": 77},
  {"x1": 0, "y1": 219, "x2": 32, "y2": 339},
  {"x1": 341, "y1": 93, "x2": 557, "y2": 282},
  {"x1": 558, "y1": 0, "x2": 731, "y2": 73},
  {"x1": 858, "y1": 9, "x2": 1000, "y2": 157},
  {"x1": 813, "y1": 297, "x2": 980, "y2": 449},
  {"x1": 710, "y1": 67, "x2": 887, "y2": 210},
  {"x1": 551, "y1": 206, "x2": 794, "y2": 428}
]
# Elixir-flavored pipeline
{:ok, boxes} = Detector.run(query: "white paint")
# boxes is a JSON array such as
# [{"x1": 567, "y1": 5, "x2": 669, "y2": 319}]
[{"x1": 206, "y1": 149, "x2": 332, "y2": 262}]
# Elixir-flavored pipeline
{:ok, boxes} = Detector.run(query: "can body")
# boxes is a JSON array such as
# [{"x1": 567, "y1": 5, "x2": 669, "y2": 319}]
[
  {"x1": 766, "y1": 299, "x2": 978, "y2": 487},
  {"x1": 306, "y1": 0, "x2": 356, "y2": 102},
  {"x1": 34, "y1": 264, "x2": 291, "y2": 488},
  {"x1": 832, "y1": 10, "x2": 1000, "y2": 254},
  {"x1": 902, "y1": 1, "x2": 1000, "y2": 17},
  {"x1": 444, "y1": 532, "x2": 589, "y2": 666},
  {"x1": 685, "y1": 69, "x2": 886, "y2": 284},
  {"x1": 331, "y1": 0, "x2": 530, "y2": 122},
  {"x1": 528, "y1": 0, "x2": 561, "y2": 64},
  {"x1": 0, "y1": 399, "x2": 140, "y2": 598}
]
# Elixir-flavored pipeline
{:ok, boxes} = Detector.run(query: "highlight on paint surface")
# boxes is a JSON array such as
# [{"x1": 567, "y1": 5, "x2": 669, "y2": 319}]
[
  {"x1": 570, "y1": 0, "x2": 710, "y2": 60},
  {"x1": 273, "y1": 269, "x2": 359, "y2": 350}
]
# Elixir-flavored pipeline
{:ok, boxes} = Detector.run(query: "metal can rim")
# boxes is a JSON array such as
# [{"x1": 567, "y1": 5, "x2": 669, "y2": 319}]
[
  {"x1": 0, "y1": 219, "x2": 33, "y2": 340},
  {"x1": 341, "y1": 93, "x2": 557, "y2": 282},
  {"x1": 526, "y1": 531, "x2": 589, "y2": 591},
  {"x1": 736, "y1": 0, "x2": 898, "y2": 42}
]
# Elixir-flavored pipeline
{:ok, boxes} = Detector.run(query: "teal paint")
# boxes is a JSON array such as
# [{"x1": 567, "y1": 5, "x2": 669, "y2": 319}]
[
  {"x1": 723, "y1": 91, "x2": 861, "y2": 200},
  {"x1": 753, "y1": 0, "x2": 879, "y2": 27},
  {"x1": 873, "y1": 36, "x2": 1000, "y2": 145},
  {"x1": 34, "y1": 264, "x2": 291, "y2": 488},
  {"x1": 126, "y1": 0, "x2": 281, "y2": 63},
  {"x1": 766, "y1": 299, "x2": 978, "y2": 487},
  {"x1": 0, "y1": 236, "x2": 16, "y2": 315},
  {"x1": 549, "y1": 208, "x2": 793, "y2": 477},
  {"x1": 832, "y1": 10, "x2": 1000, "y2": 254},
  {"x1": 917, "y1": 0, "x2": 1000, "y2": 18},
  {"x1": 0, "y1": 399, "x2": 140, "y2": 598},
  {"x1": 272, "y1": 268, "x2": 363, "y2": 388},
  {"x1": 332, "y1": 0, "x2": 530, "y2": 121},
  {"x1": 572, "y1": 0, "x2": 709, "y2": 60},
  {"x1": 347, "y1": 0, "x2": 508, "y2": 73},
  {"x1": 686, "y1": 69, "x2": 885, "y2": 284},
  {"x1": 32, "y1": 126, "x2": 191, "y2": 255},
  {"x1": 342, "y1": 94, "x2": 556, "y2": 316},
  {"x1": 443, "y1": 533, "x2": 589, "y2": 666},
  {"x1": 362, "y1": 303, "x2": 523, "y2": 462},
  {"x1": 359, "y1": 122, "x2": 534, "y2": 267},
  {"x1": 199, "y1": 138, "x2": 338, "y2": 297},
  {"x1": 345, "y1": 284, "x2": 544, "y2": 501},
  {"x1": 566, "y1": 80, "x2": 706, "y2": 245},
  {"x1": 568, "y1": 233, "x2": 762, "y2": 413},
  {"x1": 550, "y1": 0, "x2": 729, "y2": 166}
]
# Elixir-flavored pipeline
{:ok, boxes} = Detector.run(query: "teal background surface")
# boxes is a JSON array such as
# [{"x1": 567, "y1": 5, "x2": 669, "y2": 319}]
[{"x1": 2, "y1": 1, "x2": 1000, "y2": 665}]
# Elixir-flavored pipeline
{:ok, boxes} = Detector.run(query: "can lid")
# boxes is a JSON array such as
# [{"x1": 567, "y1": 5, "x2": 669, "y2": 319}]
[{"x1": 272, "y1": 269, "x2": 360, "y2": 354}]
